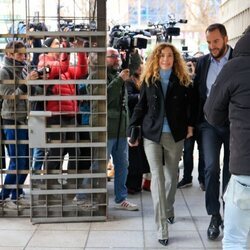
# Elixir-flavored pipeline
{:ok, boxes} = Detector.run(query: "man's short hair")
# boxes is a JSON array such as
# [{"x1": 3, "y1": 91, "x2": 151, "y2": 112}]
[
  {"x1": 206, "y1": 23, "x2": 227, "y2": 37},
  {"x1": 5, "y1": 40, "x2": 26, "y2": 55}
]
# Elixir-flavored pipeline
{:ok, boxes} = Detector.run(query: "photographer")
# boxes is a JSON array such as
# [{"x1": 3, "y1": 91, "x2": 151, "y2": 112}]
[
  {"x1": 0, "y1": 41, "x2": 38, "y2": 209},
  {"x1": 8, "y1": 20, "x2": 48, "y2": 67},
  {"x1": 37, "y1": 37, "x2": 88, "y2": 173},
  {"x1": 107, "y1": 47, "x2": 138, "y2": 211}
]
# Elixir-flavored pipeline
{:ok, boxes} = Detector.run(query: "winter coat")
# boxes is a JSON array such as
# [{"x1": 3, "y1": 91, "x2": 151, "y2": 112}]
[
  {"x1": 0, "y1": 57, "x2": 27, "y2": 123},
  {"x1": 107, "y1": 68, "x2": 129, "y2": 139},
  {"x1": 128, "y1": 73, "x2": 197, "y2": 143},
  {"x1": 38, "y1": 52, "x2": 87, "y2": 115},
  {"x1": 126, "y1": 79, "x2": 140, "y2": 117},
  {"x1": 204, "y1": 30, "x2": 250, "y2": 176}
]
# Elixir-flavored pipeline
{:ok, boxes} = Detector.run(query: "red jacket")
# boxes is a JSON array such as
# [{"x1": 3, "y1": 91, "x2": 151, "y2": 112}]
[{"x1": 38, "y1": 52, "x2": 88, "y2": 115}]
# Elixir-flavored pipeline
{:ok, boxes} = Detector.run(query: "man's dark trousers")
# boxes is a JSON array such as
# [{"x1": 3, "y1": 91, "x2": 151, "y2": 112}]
[
  {"x1": 183, "y1": 129, "x2": 205, "y2": 184},
  {"x1": 199, "y1": 120, "x2": 230, "y2": 215}
]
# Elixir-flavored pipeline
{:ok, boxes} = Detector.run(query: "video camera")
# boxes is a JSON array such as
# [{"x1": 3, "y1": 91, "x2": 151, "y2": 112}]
[
  {"x1": 109, "y1": 25, "x2": 150, "y2": 50},
  {"x1": 147, "y1": 14, "x2": 187, "y2": 43},
  {"x1": 7, "y1": 20, "x2": 48, "y2": 43},
  {"x1": 28, "y1": 22, "x2": 48, "y2": 32},
  {"x1": 60, "y1": 19, "x2": 96, "y2": 32},
  {"x1": 59, "y1": 19, "x2": 96, "y2": 43},
  {"x1": 183, "y1": 53, "x2": 197, "y2": 63},
  {"x1": 182, "y1": 46, "x2": 197, "y2": 63}
]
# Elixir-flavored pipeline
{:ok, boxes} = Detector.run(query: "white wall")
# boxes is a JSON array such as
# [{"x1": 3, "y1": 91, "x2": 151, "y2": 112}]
[{"x1": 220, "y1": 0, "x2": 250, "y2": 47}]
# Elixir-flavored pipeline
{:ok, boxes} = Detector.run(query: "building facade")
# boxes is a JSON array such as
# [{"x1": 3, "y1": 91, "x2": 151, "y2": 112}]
[{"x1": 220, "y1": 0, "x2": 250, "y2": 47}]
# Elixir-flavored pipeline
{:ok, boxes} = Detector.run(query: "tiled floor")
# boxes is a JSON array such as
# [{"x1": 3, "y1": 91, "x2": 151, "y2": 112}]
[{"x1": 0, "y1": 161, "x2": 249, "y2": 250}]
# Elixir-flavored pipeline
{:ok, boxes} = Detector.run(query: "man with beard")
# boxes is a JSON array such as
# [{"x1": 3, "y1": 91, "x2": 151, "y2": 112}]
[
  {"x1": 204, "y1": 26, "x2": 250, "y2": 250},
  {"x1": 193, "y1": 23, "x2": 233, "y2": 240},
  {"x1": 106, "y1": 47, "x2": 138, "y2": 211}
]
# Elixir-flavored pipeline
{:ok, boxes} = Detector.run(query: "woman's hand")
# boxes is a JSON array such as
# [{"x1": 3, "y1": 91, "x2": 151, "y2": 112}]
[{"x1": 127, "y1": 137, "x2": 139, "y2": 147}]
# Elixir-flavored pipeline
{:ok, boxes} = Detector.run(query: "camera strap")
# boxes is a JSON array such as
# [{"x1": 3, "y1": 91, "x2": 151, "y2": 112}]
[{"x1": 115, "y1": 82, "x2": 125, "y2": 150}]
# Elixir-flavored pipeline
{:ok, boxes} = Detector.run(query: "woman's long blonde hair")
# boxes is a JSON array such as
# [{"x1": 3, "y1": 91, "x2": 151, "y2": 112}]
[{"x1": 141, "y1": 43, "x2": 191, "y2": 87}]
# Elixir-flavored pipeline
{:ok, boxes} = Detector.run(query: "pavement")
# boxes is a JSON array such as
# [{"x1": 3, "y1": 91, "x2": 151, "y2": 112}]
[{"x1": 0, "y1": 158, "x2": 249, "y2": 249}]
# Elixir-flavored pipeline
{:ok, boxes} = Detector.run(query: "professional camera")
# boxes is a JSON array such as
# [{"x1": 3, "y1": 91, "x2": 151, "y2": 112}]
[
  {"x1": 60, "y1": 21, "x2": 87, "y2": 32},
  {"x1": 60, "y1": 19, "x2": 96, "y2": 32},
  {"x1": 36, "y1": 66, "x2": 50, "y2": 78},
  {"x1": 183, "y1": 53, "x2": 197, "y2": 63},
  {"x1": 109, "y1": 25, "x2": 150, "y2": 50},
  {"x1": 182, "y1": 46, "x2": 197, "y2": 63},
  {"x1": 147, "y1": 14, "x2": 187, "y2": 43},
  {"x1": 59, "y1": 19, "x2": 95, "y2": 43},
  {"x1": 7, "y1": 20, "x2": 48, "y2": 43},
  {"x1": 28, "y1": 22, "x2": 48, "y2": 32}
]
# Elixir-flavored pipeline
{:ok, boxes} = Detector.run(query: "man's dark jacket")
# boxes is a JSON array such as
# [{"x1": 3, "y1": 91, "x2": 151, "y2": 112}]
[
  {"x1": 107, "y1": 68, "x2": 128, "y2": 139},
  {"x1": 128, "y1": 73, "x2": 197, "y2": 143},
  {"x1": 193, "y1": 47, "x2": 233, "y2": 124},
  {"x1": 204, "y1": 30, "x2": 250, "y2": 176}
]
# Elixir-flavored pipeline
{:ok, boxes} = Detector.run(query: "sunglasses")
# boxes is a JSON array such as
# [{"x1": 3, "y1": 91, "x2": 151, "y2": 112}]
[{"x1": 106, "y1": 54, "x2": 120, "y2": 59}]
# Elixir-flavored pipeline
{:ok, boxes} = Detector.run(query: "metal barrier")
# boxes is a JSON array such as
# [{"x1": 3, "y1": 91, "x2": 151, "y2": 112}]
[{"x1": 0, "y1": 0, "x2": 107, "y2": 223}]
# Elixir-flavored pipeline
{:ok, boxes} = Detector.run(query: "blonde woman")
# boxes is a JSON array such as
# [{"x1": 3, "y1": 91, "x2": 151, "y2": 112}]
[{"x1": 128, "y1": 43, "x2": 197, "y2": 245}]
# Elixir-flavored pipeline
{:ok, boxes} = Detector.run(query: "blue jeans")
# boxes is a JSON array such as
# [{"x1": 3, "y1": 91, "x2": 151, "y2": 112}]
[
  {"x1": 199, "y1": 120, "x2": 230, "y2": 215},
  {"x1": 32, "y1": 148, "x2": 45, "y2": 171},
  {"x1": 108, "y1": 138, "x2": 128, "y2": 203},
  {"x1": 183, "y1": 128, "x2": 205, "y2": 183},
  {"x1": 0, "y1": 127, "x2": 29, "y2": 200},
  {"x1": 223, "y1": 175, "x2": 250, "y2": 250},
  {"x1": 75, "y1": 160, "x2": 99, "y2": 200}
]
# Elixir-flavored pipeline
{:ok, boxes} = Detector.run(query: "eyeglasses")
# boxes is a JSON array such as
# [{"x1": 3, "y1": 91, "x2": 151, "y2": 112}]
[{"x1": 106, "y1": 54, "x2": 120, "y2": 59}]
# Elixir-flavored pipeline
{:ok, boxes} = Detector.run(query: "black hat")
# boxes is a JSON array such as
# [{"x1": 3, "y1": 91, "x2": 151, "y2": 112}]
[{"x1": 43, "y1": 37, "x2": 55, "y2": 48}]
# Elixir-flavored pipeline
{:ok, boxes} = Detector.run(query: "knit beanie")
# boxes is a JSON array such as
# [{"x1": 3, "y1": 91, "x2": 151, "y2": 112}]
[{"x1": 43, "y1": 37, "x2": 55, "y2": 48}]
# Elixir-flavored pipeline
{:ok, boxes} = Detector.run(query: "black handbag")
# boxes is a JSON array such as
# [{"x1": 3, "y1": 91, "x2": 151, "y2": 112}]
[{"x1": 129, "y1": 126, "x2": 141, "y2": 144}]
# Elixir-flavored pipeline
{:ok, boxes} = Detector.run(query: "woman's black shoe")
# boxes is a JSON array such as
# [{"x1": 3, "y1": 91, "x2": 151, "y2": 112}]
[
  {"x1": 158, "y1": 239, "x2": 168, "y2": 246},
  {"x1": 167, "y1": 216, "x2": 175, "y2": 224}
]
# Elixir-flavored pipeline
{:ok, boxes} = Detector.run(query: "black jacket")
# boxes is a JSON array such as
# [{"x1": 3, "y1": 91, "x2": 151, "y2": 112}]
[
  {"x1": 193, "y1": 47, "x2": 233, "y2": 124},
  {"x1": 204, "y1": 31, "x2": 250, "y2": 176},
  {"x1": 128, "y1": 73, "x2": 197, "y2": 143},
  {"x1": 126, "y1": 79, "x2": 140, "y2": 117}
]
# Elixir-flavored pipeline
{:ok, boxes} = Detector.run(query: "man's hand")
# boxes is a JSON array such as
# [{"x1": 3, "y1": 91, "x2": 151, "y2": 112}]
[
  {"x1": 27, "y1": 70, "x2": 39, "y2": 80},
  {"x1": 73, "y1": 39, "x2": 85, "y2": 48},
  {"x1": 186, "y1": 126, "x2": 194, "y2": 139},
  {"x1": 119, "y1": 69, "x2": 130, "y2": 81}
]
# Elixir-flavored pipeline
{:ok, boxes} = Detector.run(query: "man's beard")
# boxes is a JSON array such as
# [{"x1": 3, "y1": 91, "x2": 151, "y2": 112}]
[
  {"x1": 107, "y1": 61, "x2": 122, "y2": 72},
  {"x1": 210, "y1": 43, "x2": 227, "y2": 59}
]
